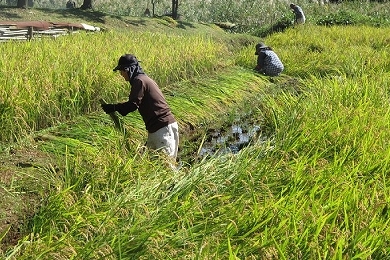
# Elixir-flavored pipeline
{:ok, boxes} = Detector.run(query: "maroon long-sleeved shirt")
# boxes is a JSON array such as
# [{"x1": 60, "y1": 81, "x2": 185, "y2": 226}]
[{"x1": 115, "y1": 74, "x2": 176, "y2": 133}]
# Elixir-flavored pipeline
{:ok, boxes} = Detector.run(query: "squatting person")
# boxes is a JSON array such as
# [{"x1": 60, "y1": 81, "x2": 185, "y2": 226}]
[{"x1": 254, "y1": 42, "x2": 284, "y2": 77}]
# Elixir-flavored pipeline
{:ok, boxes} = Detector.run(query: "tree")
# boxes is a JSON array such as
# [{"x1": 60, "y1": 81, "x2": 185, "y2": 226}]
[
  {"x1": 17, "y1": 0, "x2": 27, "y2": 8},
  {"x1": 171, "y1": 0, "x2": 178, "y2": 19},
  {"x1": 151, "y1": 0, "x2": 156, "y2": 16},
  {"x1": 150, "y1": 0, "x2": 179, "y2": 19},
  {"x1": 80, "y1": 0, "x2": 92, "y2": 9}
]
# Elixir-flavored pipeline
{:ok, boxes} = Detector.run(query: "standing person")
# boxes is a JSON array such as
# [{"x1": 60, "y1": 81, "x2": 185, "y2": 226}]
[
  {"x1": 101, "y1": 54, "x2": 179, "y2": 162},
  {"x1": 290, "y1": 3, "x2": 306, "y2": 24},
  {"x1": 254, "y1": 42, "x2": 284, "y2": 77}
]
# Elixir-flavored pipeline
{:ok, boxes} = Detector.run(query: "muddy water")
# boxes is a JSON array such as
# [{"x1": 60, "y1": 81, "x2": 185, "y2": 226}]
[
  {"x1": 199, "y1": 122, "x2": 262, "y2": 157},
  {"x1": 194, "y1": 75, "x2": 303, "y2": 158}
]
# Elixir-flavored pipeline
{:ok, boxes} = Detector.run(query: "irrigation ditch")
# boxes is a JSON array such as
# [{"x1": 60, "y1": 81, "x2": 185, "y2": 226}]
[
  {"x1": 193, "y1": 109, "x2": 264, "y2": 159},
  {"x1": 178, "y1": 106, "x2": 269, "y2": 167},
  {"x1": 179, "y1": 75, "x2": 304, "y2": 165},
  {"x1": 199, "y1": 120, "x2": 262, "y2": 157}
]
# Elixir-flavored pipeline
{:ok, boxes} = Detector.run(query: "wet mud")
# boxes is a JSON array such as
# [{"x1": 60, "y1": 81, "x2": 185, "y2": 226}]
[
  {"x1": 199, "y1": 123, "x2": 261, "y2": 157},
  {"x1": 183, "y1": 75, "x2": 304, "y2": 161}
]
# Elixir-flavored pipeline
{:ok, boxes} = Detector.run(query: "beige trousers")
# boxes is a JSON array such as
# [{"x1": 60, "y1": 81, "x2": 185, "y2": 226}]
[
  {"x1": 147, "y1": 122, "x2": 179, "y2": 160},
  {"x1": 295, "y1": 17, "x2": 305, "y2": 24}
]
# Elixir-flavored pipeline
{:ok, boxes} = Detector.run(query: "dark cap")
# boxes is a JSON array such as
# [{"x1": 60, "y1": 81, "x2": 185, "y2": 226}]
[
  {"x1": 255, "y1": 42, "x2": 268, "y2": 55},
  {"x1": 113, "y1": 54, "x2": 140, "y2": 71}
]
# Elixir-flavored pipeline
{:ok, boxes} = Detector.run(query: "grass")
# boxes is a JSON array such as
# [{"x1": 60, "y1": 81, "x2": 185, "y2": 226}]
[
  {"x1": 0, "y1": 26, "x2": 238, "y2": 143},
  {"x1": 2, "y1": 5, "x2": 390, "y2": 260}
]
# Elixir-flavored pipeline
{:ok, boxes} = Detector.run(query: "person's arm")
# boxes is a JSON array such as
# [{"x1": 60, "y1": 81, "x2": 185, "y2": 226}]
[
  {"x1": 101, "y1": 81, "x2": 144, "y2": 116},
  {"x1": 113, "y1": 100, "x2": 137, "y2": 116},
  {"x1": 256, "y1": 52, "x2": 266, "y2": 70},
  {"x1": 116, "y1": 82, "x2": 145, "y2": 116}
]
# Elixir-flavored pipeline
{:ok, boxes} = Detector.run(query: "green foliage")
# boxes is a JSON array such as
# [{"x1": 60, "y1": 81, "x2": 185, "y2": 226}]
[
  {"x1": 0, "y1": 29, "x2": 237, "y2": 144},
  {"x1": 316, "y1": 10, "x2": 360, "y2": 26},
  {"x1": 3, "y1": 0, "x2": 390, "y2": 33},
  {"x1": 252, "y1": 16, "x2": 293, "y2": 38},
  {"x1": 314, "y1": 9, "x2": 390, "y2": 27},
  {"x1": 311, "y1": 1, "x2": 390, "y2": 27}
]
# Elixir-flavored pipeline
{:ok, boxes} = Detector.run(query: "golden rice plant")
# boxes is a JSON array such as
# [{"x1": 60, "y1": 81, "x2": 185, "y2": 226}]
[{"x1": 0, "y1": 30, "x2": 227, "y2": 144}]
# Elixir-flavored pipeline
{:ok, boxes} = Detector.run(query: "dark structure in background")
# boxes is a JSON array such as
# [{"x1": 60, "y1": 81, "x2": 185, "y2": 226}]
[
  {"x1": 0, "y1": 21, "x2": 101, "y2": 42},
  {"x1": 66, "y1": 0, "x2": 76, "y2": 8},
  {"x1": 80, "y1": 0, "x2": 92, "y2": 9},
  {"x1": 7, "y1": 0, "x2": 180, "y2": 19},
  {"x1": 16, "y1": 0, "x2": 26, "y2": 7},
  {"x1": 151, "y1": 0, "x2": 156, "y2": 16},
  {"x1": 148, "y1": 0, "x2": 179, "y2": 19},
  {"x1": 171, "y1": 0, "x2": 178, "y2": 19}
]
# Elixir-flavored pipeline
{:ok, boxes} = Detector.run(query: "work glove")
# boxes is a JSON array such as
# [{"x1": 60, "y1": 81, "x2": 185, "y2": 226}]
[{"x1": 101, "y1": 103, "x2": 116, "y2": 114}]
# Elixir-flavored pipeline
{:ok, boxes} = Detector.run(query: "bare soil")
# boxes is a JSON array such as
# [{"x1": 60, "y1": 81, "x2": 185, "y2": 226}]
[{"x1": 0, "y1": 144, "x2": 55, "y2": 253}]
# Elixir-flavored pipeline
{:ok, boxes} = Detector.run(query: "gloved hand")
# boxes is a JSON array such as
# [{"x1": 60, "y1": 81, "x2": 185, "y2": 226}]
[{"x1": 101, "y1": 103, "x2": 116, "y2": 114}]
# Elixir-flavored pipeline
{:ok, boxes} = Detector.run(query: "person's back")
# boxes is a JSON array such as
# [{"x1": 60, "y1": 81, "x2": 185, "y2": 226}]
[
  {"x1": 261, "y1": 50, "x2": 284, "y2": 76},
  {"x1": 255, "y1": 43, "x2": 284, "y2": 77},
  {"x1": 130, "y1": 74, "x2": 176, "y2": 133}
]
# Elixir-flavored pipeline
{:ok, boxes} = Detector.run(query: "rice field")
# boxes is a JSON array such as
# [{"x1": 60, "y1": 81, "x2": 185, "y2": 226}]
[
  {"x1": 1, "y1": 11, "x2": 390, "y2": 260},
  {"x1": 0, "y1": 30, "x2": 228, "y2": 144}
]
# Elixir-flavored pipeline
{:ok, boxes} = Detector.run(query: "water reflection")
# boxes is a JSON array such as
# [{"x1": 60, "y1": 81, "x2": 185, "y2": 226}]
[{"x1": 199, "y1": 124, "x2": 261, "y2": 157}]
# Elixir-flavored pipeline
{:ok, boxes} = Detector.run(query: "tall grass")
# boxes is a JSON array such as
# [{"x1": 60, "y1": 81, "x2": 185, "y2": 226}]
[
  {"x1": 0, "y1": 30, "x2": 228, "y2": 144},
  {"x1": 236, "y1": 24, "x2": 390, "y2": 78}
]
